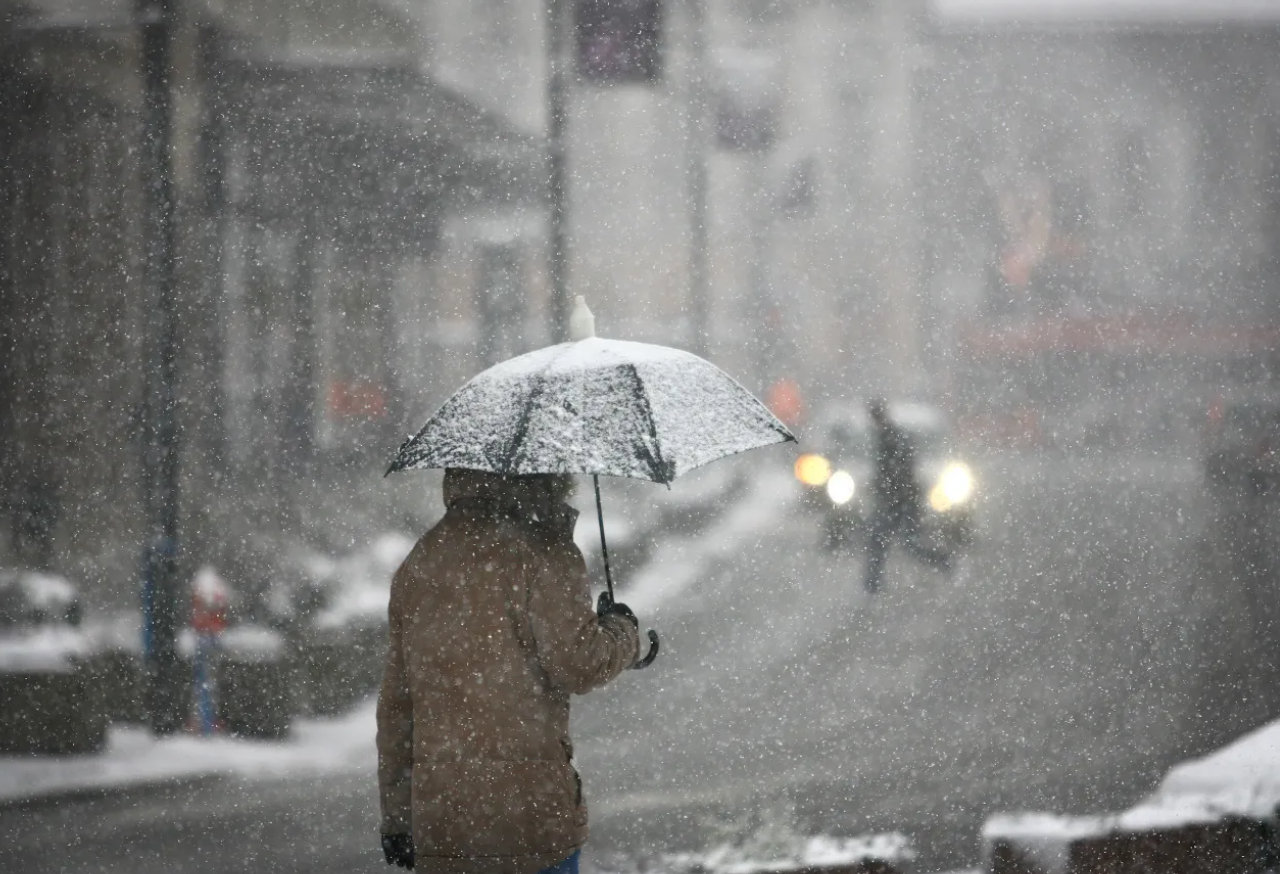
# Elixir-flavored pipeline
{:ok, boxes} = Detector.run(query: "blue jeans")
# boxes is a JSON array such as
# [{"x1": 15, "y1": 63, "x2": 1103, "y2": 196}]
[{"x1": 538, "y1": 850, "x2": 580, "y2": 874}]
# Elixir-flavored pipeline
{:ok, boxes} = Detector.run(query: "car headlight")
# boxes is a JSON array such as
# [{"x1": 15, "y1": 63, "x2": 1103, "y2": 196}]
[
  {"x1": 795, "y1": 454, "x2": 832, "y2": 487},
  {"x1": 929, "y1": 463, "x2": 974, "y2": 512},
  {"x1": 826, "y1": 470, "x2": 856, "y2": 505}
]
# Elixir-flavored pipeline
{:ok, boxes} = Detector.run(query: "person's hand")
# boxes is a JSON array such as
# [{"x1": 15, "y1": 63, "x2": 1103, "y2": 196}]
[
  {"x1": 382, "y1": 833, "x2": 415, "y2": 869},
  {"x1": 596, "y1": 591, "x2": 638, "y2": 628}
]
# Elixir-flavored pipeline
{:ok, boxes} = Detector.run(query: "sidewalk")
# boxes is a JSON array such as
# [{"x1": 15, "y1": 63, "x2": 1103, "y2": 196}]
[{"x1": 0, "y1": 698, "x2": 376, "y2": 807}]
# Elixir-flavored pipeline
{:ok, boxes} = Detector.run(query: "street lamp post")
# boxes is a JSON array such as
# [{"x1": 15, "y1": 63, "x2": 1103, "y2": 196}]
[
  {"x1": 547, "y1": 0, "x2": 570, "y2": 343},
  {"x1": 873, "y1": 0, "x2": 921, "y2": 397},
  {"x1": 138, "y1": 0, "x2": 185, "y2": 735},
  {"x1": 685, "y1": 0, "x2": 710, "y2": 357},
  {"x1": 748, "y1": 148, "x2": 774, "y2": 393}
]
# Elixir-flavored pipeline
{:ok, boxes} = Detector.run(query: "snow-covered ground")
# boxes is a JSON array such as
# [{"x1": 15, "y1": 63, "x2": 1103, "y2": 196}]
[{"x1": 0, "y1": 699, "x2": 376, "y2": 806}]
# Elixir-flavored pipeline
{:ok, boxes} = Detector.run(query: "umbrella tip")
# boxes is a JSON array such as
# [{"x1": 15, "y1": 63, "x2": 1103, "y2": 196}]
[{"x1": 569, "y1": 296, "x2": 595, "y2": 341}]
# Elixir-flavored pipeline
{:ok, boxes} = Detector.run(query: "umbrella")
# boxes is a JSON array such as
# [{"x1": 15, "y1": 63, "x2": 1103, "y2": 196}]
[{"x1": 388, "y1": 298, "x2": 797, "y2": 666}]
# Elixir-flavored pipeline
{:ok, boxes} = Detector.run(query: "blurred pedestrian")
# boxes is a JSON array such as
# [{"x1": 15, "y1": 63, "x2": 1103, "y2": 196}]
[
  {"x1": 863, "y1": 399, "x2": 952, "y2": 594},
  {"x1": 377, "y1": 469, "x2": 642, "y2": 873}
]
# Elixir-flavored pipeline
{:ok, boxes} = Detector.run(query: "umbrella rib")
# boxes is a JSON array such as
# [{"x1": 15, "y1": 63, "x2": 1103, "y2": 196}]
[
  {"x1": 622, "y1": 363, "x2": 674, "y2": 484},
  {"x1": 386, "y1": 392, "x2": 460, "y2": 474},
  {"x1": 503, "y1": 373, "x2": 548, "y2": 473},
  {"x1": 503, "y1": 344, "x2": 573, "y2": 472}
]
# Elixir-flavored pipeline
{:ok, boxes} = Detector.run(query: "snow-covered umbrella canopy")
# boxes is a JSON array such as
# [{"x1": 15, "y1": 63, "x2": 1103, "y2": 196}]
[{"x1": 388, "y1": 312, "x2": 795, "y2": 484}]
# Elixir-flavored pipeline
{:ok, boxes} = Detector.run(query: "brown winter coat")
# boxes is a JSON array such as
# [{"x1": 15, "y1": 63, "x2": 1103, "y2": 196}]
[{"x1": 377, "y1": 470, "x2": 641, "y2": 874}]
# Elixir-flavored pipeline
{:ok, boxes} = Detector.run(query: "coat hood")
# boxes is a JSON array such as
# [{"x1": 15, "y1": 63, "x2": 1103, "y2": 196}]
[
  {"x1": 442, "y1": 469, "x2": 579, "y2": 535},
  {"x1": 443, "y1": 468, "x2": 534, "y2": 510}
]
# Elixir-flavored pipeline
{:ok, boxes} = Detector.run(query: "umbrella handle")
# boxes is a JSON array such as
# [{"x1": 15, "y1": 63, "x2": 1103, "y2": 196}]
[
  {"x1": 633, "y1": 629, "x2": 659, "y2": 669},
  {"x1": 593, "y1": 475, "x2": 615, "y2": 601},
  {"x1": 593, "y1": 475, "x2": 658, "y2": 670}
]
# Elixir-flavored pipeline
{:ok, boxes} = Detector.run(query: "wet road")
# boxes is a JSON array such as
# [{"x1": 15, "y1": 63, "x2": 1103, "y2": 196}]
[
  {"x1": 0, "y1": 453, "x2": 1258, "y2": 873},
  {"x1": 578, "y1": 454, "x2": 1234, "y2": 870}
]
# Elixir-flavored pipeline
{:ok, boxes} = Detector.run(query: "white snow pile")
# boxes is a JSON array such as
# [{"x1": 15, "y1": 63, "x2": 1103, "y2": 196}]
[
  {"x1": 191, "y1": 565, "x2": 231, "y2": 609},
  {"x1": 0, "y1": 625, "x2": 91, "y2": 674},
  {"x1": 1, "y1": 569, "x2": 77, "y2": 614},
  {"x1": 310, "y1": 532, "x2": 415, "y2": 631},
  {"x1": 0, "y1": 699, "x2": 377, "y2": 805},
  {"x1": 218, "y1": 624, "x2": 287, "y2": 663},
  {"x1": 983, "y1": 717, "x2": 1280, "y2": 872},
  {"x1": 668, "y1": 833, "x2": 915, "y2": 874},
  {"x1": 0, "y1": 569, "x2": 89, "y2": 673},
  {"x1": 571, "y1": 458, "x2": 745, "y2": 558},
  {"x1": 982, "y1": 813, "x2": 1111, "y2": 874},
  {"x1": 1158, "y1": 718, "x2": 1280, "y2": 807},
  {"x1": 83, "y1": 611, "x2": 143, "y2": 655}
]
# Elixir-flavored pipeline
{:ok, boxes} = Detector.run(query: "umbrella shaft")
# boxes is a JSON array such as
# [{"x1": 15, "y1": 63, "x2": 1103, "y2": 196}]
[{"x1": 593, "y1": 475, "x2": 615, "y2": 600}]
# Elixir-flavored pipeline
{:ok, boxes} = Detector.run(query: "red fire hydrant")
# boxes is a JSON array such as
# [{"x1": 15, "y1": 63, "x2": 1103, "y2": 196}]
[{"x1": 190, "y1": 567, "x2": 231, "y2": 734}]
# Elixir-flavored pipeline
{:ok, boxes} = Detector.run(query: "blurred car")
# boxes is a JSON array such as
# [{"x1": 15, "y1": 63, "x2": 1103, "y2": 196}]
[
  {"x1": 1204, "y1": 398, "x2": 1280, "y2": 494},
  {"x1": 794, "y1": 404, "x2": 873, "y2": 535},
  {"x1": 795, "y1": 402, "x2": 978, "y2": 554},
  {"x1": 0, "y1": 569, "x2": 107, "y2": 754}
]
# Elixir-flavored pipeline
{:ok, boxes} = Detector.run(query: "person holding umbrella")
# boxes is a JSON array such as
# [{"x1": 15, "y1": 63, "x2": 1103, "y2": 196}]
[
  {"x1": 377, "y1": 468, "x2": 642, "y2": 873},
  {"x1": 379, "y1": 298, "x2": 795, "y2": 872}
]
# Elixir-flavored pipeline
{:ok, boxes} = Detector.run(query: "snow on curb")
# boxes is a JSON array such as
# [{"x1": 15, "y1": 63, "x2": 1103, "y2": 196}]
[
  {"x1": 0, "y1": 699, "x2": 377, "y2": 806},
  {"x1": 666, "y1": 833, "x2": 915, "y2": 874},
  {"x1": 311, "y1": 532, "x2": 415, "y2": 631},
  {"x1": 0, "y1": 626, "x2": 91, "y2": 674},
  {"x1": 1157, "y1": 717, "x2": 1280, "y2": 812}
]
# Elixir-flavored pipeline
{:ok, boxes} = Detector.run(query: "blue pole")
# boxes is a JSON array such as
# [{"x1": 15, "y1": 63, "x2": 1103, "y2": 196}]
[{"x1": 194, "y1": 633, "x2": 217, "y2": 735}]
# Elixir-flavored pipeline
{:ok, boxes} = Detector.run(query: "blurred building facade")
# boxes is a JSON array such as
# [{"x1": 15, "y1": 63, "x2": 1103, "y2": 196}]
[
  {"x1": 0, "y1": 0, "x2": 541, "y2": 603},
  {"x1": 428, "y1": 0, "x2": 1280, "y2": 429},
  {"x1": 918, "y1": 2, "x2": 1280, "y2": 449}
]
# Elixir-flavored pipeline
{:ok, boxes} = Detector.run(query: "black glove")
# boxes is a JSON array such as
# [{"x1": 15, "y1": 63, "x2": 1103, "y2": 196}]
[
  {"x1": 382, "y1": 833, "x2": 414, "y2": 869},
  {"x1": 596, "y1": 591, "x2": 638, "y2": 628}
]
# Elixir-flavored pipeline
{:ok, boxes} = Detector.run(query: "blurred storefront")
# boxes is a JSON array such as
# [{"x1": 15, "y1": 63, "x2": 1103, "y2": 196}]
[{"x1": 918, "y1": 0, "x2": 1280, "y2": 450}]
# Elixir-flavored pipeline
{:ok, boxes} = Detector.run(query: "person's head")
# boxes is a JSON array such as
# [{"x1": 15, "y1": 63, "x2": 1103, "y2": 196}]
[
  {"x1": 442, "y1": 469, "x2": 575, "y2": 516},
  {"x1": 521, "y1": 473, "x2": 576, "y2": 510},
  {"x1": 868, "y1": 397, "x2": 888, "y2": 425}
]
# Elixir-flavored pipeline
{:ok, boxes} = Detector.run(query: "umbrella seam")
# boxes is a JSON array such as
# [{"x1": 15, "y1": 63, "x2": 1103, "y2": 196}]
[
  {"x1": 503, "y1": 373, "x2": 547, "y2": 473},
  {"x1": 504, "y1": 344, "x2": 573, "y2": 472},
  {"x1": 622, "y1": 362, "x2": 674, "y2": 485}
]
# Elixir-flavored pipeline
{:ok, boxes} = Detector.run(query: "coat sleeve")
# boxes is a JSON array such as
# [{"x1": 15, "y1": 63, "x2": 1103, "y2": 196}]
[
  {"x1": 376, "y1": 573, "x2": 414, "y2": 835},
  {"x1": 527, "y1": 541, "x2": 641, "y2": 695}
]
